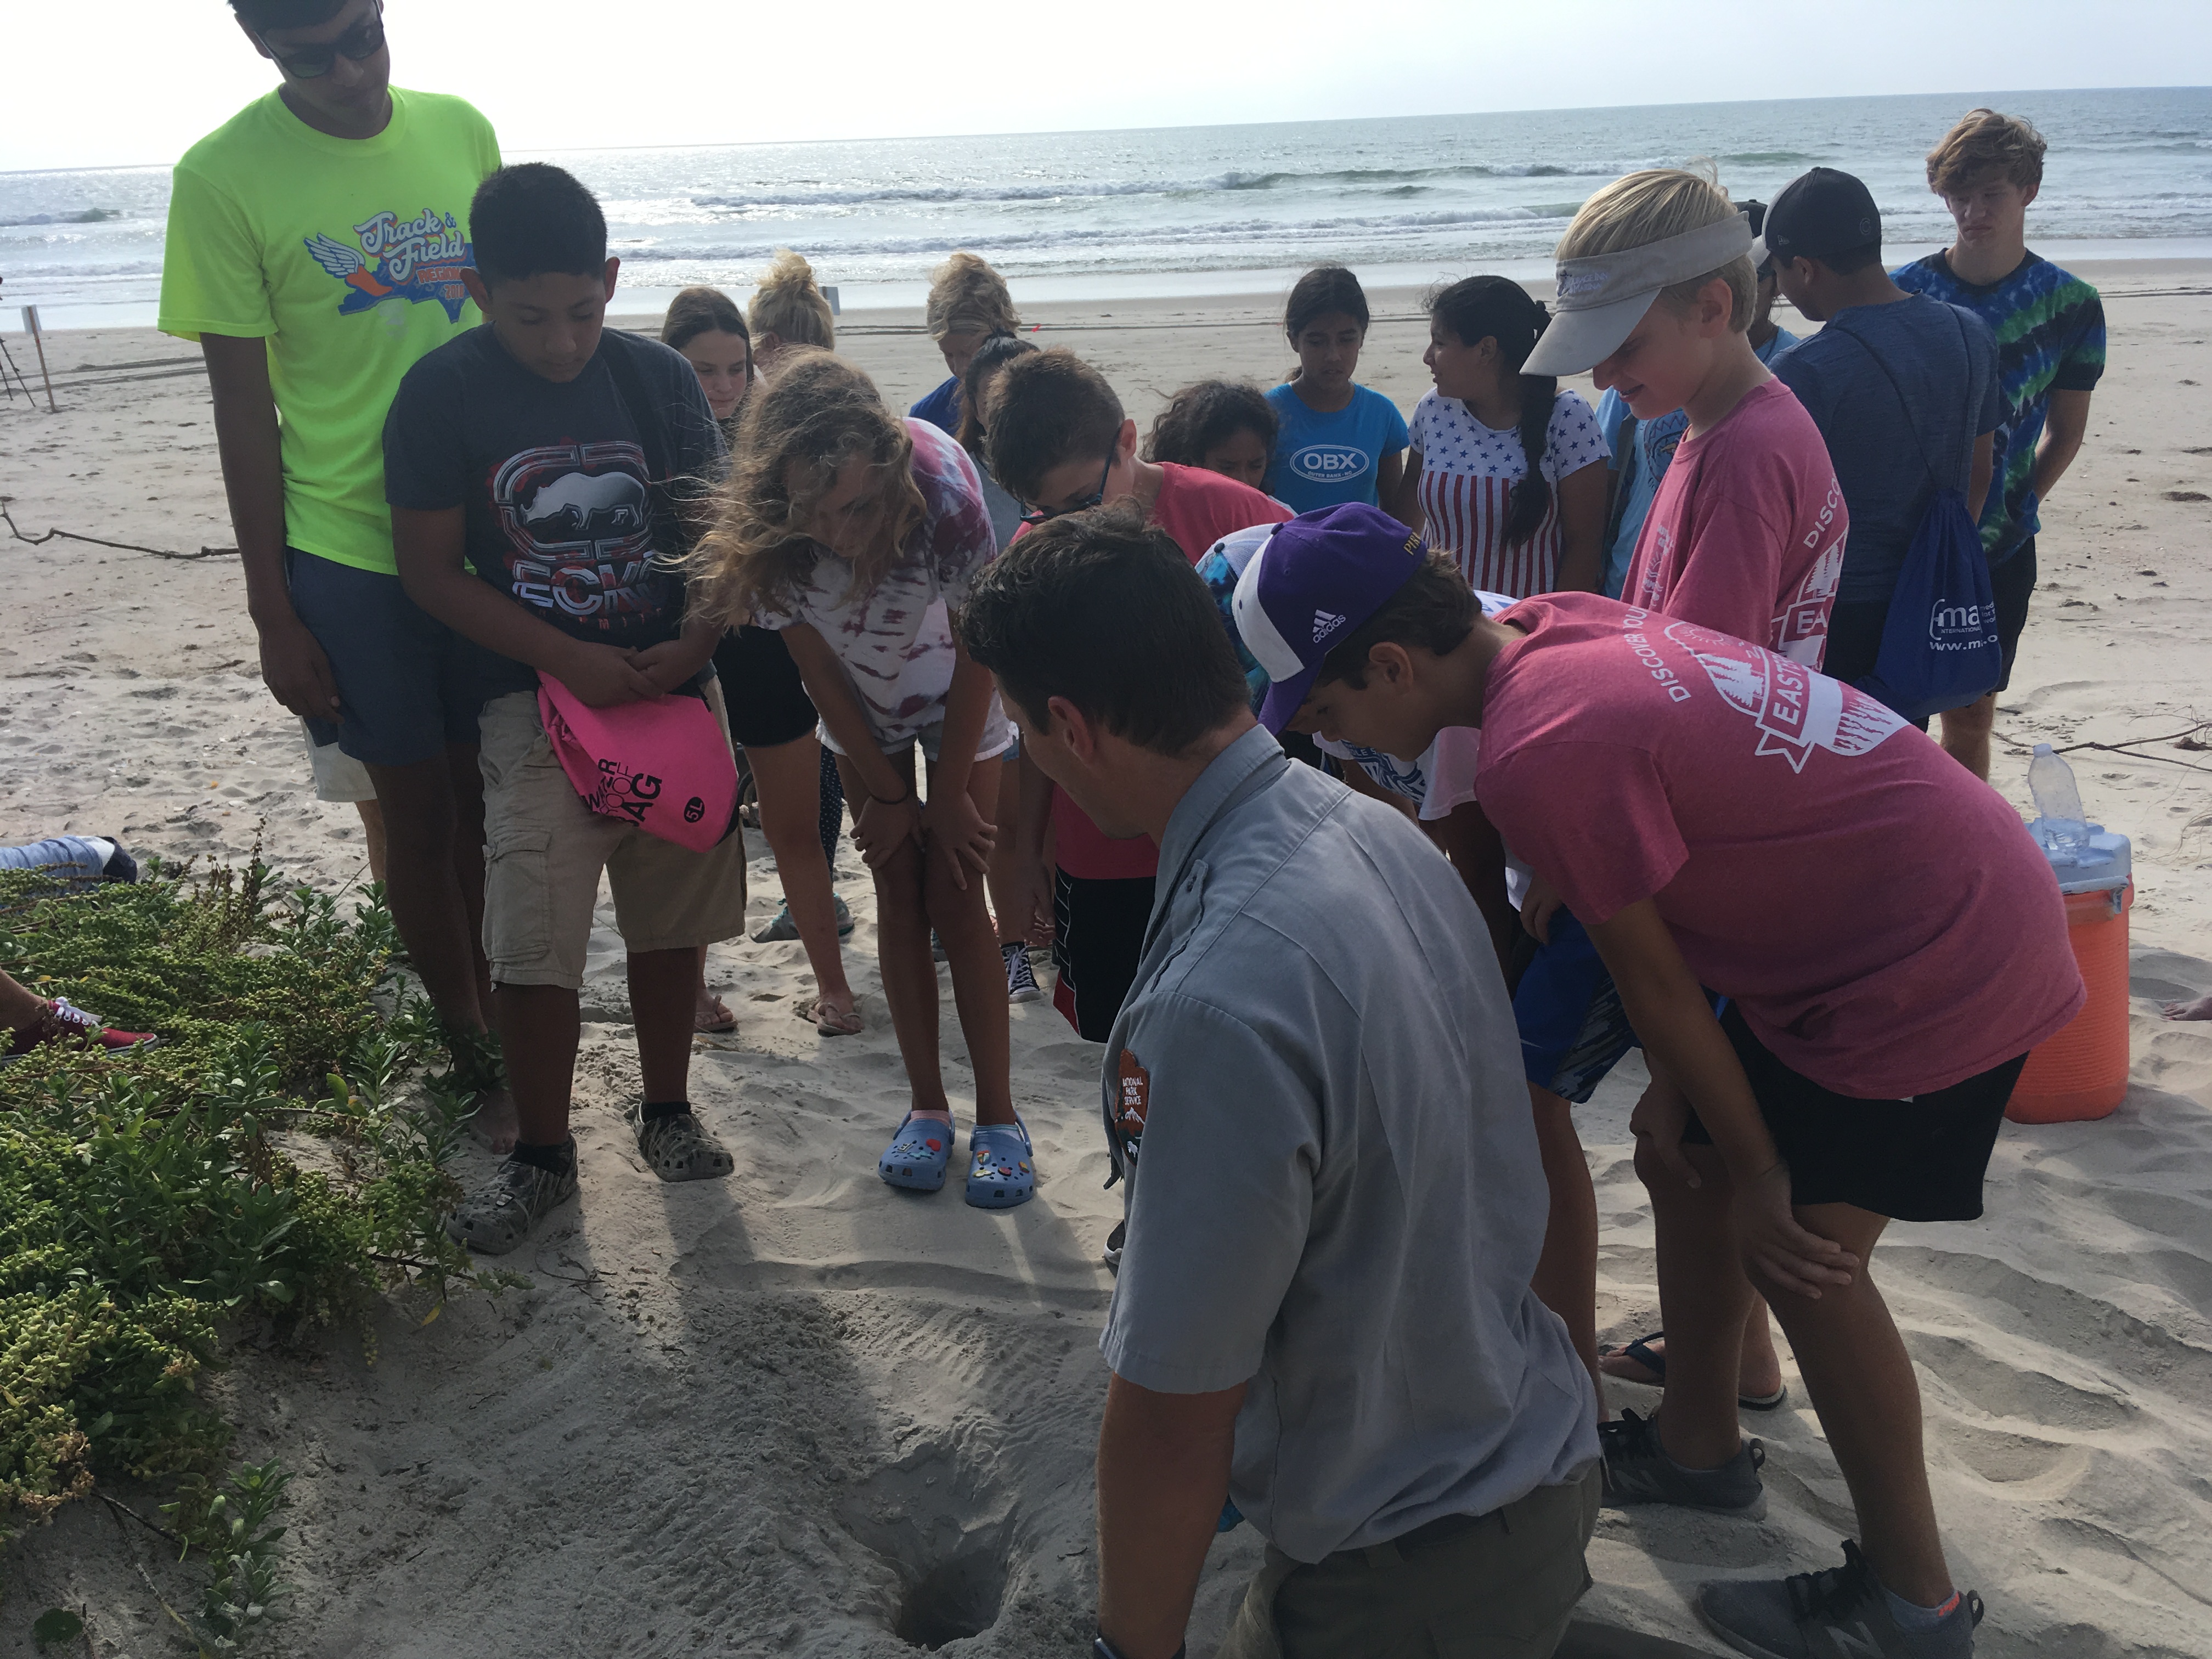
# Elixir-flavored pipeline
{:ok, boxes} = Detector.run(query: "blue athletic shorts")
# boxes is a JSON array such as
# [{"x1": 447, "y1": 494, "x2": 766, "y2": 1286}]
[
  {"x1": 289, "y1": 550, "x2": 515, "y2": 769},
  {"x1": 1513, "y1": 909, "x2": 1637, "y2": 1104}
]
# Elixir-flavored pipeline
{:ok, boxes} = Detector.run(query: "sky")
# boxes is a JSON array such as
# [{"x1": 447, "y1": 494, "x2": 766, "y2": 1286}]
[{"x1": 6, "y1": 0, "x2": 2211, "y2": 173}]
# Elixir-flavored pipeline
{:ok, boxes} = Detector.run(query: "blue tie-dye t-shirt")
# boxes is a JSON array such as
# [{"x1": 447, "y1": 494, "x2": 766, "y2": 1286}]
[{"x1": 1894, "y1": 250, "x2": 2104, "y2": 563}]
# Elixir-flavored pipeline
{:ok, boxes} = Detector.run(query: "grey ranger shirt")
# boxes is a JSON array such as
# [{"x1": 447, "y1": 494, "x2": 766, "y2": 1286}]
[{"x1": 1097, "y1": 724, "x2": 1598, "y2": 1564}]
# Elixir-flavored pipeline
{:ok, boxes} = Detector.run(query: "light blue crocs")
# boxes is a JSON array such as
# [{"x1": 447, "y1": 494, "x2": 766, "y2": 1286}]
[
  {"x1": 879, "y1": 1113, "x2": 955, "y2": 1193},
  {"x1": 965, "y1": 1116, "x2": 1036, "y2": 1210}
]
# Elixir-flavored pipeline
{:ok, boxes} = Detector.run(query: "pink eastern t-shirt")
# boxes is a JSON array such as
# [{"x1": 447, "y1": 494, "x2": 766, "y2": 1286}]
[
  {"x1": 1620, "y1": 377, "x2": 1846, "y2": 669},
  {"x1": 1476, "y1": 592, "x2": 2083, "y2": 1098},
  {"x1": 1048, "y1": 465, "x2": 1292, "y2": 881}
]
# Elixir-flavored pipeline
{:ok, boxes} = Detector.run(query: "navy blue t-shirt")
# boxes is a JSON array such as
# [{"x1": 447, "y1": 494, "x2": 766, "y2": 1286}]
[
  {"x1": 1771, "y1": 296, "x2": 2000, "y2": 606},
  {"x1": 383, "y1": 326, "x2": 726, "y2": 692},
  {"x1": 910, "y1": 375, "x2": 962, "y2": 435}
]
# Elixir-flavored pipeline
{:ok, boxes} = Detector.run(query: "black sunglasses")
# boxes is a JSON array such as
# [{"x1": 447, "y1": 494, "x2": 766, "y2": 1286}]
[
  {"x1": 261, "y1": 2, "x2": 386, "y2": 79},
  {"x1": 1018, "y1": 450, "x2": 1116, "y2": 527}
]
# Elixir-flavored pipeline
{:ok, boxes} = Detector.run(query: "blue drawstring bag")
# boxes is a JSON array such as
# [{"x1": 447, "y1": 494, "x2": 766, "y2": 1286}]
[
  {"x1": 1833, "y1": 312, "x2": 2003, "y2": 724},
  {"x1": 1859, "y1": 484, "x2": 2001, "y2": 722}
]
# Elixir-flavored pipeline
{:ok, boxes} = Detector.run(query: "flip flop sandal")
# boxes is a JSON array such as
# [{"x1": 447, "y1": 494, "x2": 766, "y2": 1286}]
[
  {"x1": 1603, "y1": 1330, "x2": 1790, "y2": 1412},
  {"x1": 794, "y1": 995, "x2": 864, "y2": 1036},
  {"x1": 694, "y1": 995, "x2": 738, "y2": 1034},
  {"x1": 879, "y1": 1112, "x2": 955, "y2": 1192},
  {"x1": 965, "y1": 1115, "x2": 1035, "y2": 1210},
  {"x1": 630, "y1": 1106, "x2": 735, "y2": 1182}
]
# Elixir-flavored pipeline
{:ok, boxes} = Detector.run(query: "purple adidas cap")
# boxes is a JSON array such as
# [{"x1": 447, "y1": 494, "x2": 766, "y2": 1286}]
[{"x1": 1231, "y1": 503, "x2": 1429, "y2": 733}]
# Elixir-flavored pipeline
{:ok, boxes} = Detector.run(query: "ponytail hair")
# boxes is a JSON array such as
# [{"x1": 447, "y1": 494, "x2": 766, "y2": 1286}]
[
  {"x1": 1426, "y1": 275, "x2": 1557, "y2": 548},
  {"x1": 1284, "y1": 264, "x2": 1371, "y2": 341},
  {"x1": 748, "y1": 249, "x2": 836, "y2": 351}
]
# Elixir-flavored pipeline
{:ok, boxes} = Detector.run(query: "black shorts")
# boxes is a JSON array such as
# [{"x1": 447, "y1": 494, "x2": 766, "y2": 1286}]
[
  {"x1": 1989, "y1": 538, "x2": 2037, "y2": 693},
  {"x1": 1051, "y1": 869, "x2": 1153, "y2": 1043},
  {"x1": 1680, "y1": 1003, "x2": 2028, "y2": 1222},
  {"x1": 714, "y1": 625, "x2": 819, "y2": 750},
  {"x1": 1818, "y1": 597, "x2": 1931, "y2": 733}
]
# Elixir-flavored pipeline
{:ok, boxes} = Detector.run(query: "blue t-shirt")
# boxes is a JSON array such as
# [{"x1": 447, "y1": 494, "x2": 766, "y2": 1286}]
[
  {"x1": 1770, "y1": 296, "x2": 2000, "y2": 606},
  {"x1": 910, "y1": 374, "x2": 961, "y2": 435},
  {"x1": 1263, "y1": 383, "x2": 1409, "y2": 512},
  {"x1": 1893, "y1": 250, "x2": 2106, "y2": 563},
  {"x1": 1596, "y1": 326, "x2": 1797, "y2": 599}
]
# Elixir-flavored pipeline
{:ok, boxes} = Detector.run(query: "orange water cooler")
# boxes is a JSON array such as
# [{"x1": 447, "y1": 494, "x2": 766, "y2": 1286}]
[{"x1": 2006, "y1": 820, "x2": 2134, "y2": 1125}]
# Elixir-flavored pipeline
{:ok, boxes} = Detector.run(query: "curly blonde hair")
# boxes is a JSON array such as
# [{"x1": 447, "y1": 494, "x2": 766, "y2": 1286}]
[
  {"x1": 748, "y1": 249, "x2": 836, "y2": 349},
  {"x1": 691, "y1": 348, "x2": 925, "y2": 627},
  {"x1": 1557, "y1": 167, "x2": 1754, "y2": 332}
]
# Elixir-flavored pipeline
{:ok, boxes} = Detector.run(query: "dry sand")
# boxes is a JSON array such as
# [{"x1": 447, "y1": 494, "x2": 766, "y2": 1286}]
[{"x1": 3, "y1": 268, "x2": 2212, "y2": 1657}]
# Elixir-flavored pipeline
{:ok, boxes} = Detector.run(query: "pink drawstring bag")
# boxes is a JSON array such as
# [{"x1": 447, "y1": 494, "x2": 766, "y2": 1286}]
[{"x1": 536, "y1": 674, "x2": 741, "y2": 854}]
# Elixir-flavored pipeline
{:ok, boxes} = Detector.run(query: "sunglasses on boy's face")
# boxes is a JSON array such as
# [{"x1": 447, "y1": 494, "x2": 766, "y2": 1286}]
[
  {"x1": 1018, "y1": 450, "x2": 1115, "y2": 527},
  {"x1": 259, "y1": 1, "x2": 386, "y2": 79}
]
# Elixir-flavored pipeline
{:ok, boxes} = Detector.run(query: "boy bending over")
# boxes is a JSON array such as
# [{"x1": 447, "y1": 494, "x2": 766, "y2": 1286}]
[{"x1": 1241, "y1": 541, "x2": 2081, "y2": 1659}]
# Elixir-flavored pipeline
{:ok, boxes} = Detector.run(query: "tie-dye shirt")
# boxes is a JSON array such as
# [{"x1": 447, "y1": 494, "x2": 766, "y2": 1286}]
[
  {"x1": 1894, "y1": 250, "x2": 2105, "y2": 563},
  {"x1": 754, "y1": 418, "x2": 1001, "y2": 752}
]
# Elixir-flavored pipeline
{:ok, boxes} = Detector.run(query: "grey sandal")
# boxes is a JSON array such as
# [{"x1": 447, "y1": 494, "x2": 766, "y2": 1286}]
[
  {"x1": 444, "y1": 1141, "x2": 579, "y2": 1256},
  {"x1": 631, "y1": 1106, "x2": 734, "y2": 1182}
]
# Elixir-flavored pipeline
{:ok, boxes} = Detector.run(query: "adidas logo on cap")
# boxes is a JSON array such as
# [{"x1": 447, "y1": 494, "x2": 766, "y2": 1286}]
[{"x1": 1312, "y1": 610, "x2": 1347, "y2": 644}]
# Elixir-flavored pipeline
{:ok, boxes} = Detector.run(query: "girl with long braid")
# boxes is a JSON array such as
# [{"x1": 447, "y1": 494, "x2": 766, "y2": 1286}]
[{"x1": 1391, "y1": 276, "x2": 1610, "y2": 597}]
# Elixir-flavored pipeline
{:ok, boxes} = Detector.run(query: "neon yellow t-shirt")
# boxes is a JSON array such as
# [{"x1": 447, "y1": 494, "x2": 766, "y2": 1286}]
[{"x1": 159, "y1": 87, "x2": 500, "y2": 575}]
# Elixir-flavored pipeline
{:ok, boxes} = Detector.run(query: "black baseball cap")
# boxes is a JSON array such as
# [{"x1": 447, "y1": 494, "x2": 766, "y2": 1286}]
[{"x1": 1760, "y1": 167, "x2": 1883, "y2": 266}]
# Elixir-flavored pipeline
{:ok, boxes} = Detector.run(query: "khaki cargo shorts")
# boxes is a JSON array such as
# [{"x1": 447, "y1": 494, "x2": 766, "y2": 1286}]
[{"x1": 477, "y1": 686, "x2": 748, "y2": 990}]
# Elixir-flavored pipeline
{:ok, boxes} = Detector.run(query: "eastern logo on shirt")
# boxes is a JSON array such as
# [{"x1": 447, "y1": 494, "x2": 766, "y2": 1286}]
[
  {"x1": 492, "y1": 442, "x2": 671, "y2": 627},
  {"x1": 1312, "y1": 609, "x2": 1347, "y2": 644},
  {"x1": 1289, "y1": 443, "x2": 1371, "y2": 484},
  {"x1": 303, "y1": 207, "x2": 472, "y2": 320},
  {"x1": 1663, "y1": 620, "x2": 1905, "y2": 772},
  {"x1": 1114, "y1": 1049, "x2": 1151, "y2": 1153}
]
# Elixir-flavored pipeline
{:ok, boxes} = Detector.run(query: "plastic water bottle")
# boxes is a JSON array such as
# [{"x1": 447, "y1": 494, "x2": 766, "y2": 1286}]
[{"x1": 2028, "y1": 743, "x2": 2089, "y2": 860}]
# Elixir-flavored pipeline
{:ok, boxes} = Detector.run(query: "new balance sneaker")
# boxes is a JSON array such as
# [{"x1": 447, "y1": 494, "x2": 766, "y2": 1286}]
[
  {"x1": 753, "y1": 894, "x2": 856, "y2": 943},
  {"x1": 1700, "y1": 1543, "x2": 1983, "y2": 1659},
  {"x1": 445, "y1": 1141, "x2": 579, "y2": 1256},
  {"x1": 3, "y1": 997, "x2": 159, "y2": 1064},
  {"x1": 1600, "y1": 1407, "x2": 1767, "y2": 1515},
  {"x1": 1004, "y1": 941, "x2": 1045, "y2": 1005}
]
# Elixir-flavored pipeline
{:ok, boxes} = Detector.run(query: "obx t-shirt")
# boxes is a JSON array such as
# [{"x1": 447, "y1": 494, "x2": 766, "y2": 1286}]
[
  {"x1": 382, "y1": 326, "x2": 725, "y2": 695},
  {"x1": 1263, "y1": 384, "x2": 1409, "y2": 513},
  {"x1": 159, "y1": 87, "x2": 500, "y2": 574}
]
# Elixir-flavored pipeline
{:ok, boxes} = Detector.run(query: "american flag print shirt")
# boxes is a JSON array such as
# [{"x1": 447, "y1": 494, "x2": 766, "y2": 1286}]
[{"x1": 1409, "y1": 388, "x2": 1608, "y2": 600}]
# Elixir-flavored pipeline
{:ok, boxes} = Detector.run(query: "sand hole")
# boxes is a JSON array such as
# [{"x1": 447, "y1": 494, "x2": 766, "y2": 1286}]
[{"x1": 890, "y1": 1542, "x2": 1009, "y2": 1648}]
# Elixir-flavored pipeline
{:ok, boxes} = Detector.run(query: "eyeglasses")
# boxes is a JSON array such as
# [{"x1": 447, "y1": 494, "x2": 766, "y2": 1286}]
[
  {"x1": 1018, "y1": 450, "x2": 1116, "y2": 527},
  {"x1": 261, "y1": 2, "x2": 386, "y2": 79}
]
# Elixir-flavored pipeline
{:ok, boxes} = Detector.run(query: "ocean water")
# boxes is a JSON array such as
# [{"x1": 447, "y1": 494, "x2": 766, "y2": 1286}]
[{"x1": 3, "y1": 86, "x2": 2208, "y2": 328}]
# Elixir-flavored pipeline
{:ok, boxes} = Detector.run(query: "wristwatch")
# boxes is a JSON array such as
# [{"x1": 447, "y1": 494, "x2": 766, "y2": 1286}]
[{"x1": 1094, "y1": 1639, "x2": 1183, "y2": 1659}]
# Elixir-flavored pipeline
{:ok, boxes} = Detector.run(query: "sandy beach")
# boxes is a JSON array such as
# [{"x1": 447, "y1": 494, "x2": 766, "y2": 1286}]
[{"x1": 4, "y1": 264, "x2": 2212, "y2": 1657}]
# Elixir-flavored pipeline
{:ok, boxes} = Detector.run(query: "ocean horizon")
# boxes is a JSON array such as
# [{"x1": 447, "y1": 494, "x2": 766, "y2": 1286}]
[{"x1": 3, "y1": 84, "x2": 2208, "y2": 331}]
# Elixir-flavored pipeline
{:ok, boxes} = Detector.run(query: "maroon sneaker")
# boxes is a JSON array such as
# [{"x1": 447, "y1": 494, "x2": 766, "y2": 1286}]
[{"x1": 3, "y1": 997, "x2": 160, "y2": 1063}]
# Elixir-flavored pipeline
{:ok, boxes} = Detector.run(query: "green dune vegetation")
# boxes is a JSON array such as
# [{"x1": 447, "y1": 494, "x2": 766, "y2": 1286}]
[{"x1": 0, "y1": 855, "x2": 510, "y2": 1649}]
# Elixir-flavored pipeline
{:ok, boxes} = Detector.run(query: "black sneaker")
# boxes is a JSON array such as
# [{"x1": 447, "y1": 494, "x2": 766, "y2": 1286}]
[
  {"x1": 1699, "y1": 1542, "x2": 1983, "y2": 1658},
  {"x1": 1004, "y1": 941, "x2": 1045, "y2": 1005},
  {"x1": 1102, "y1": 1219, "x2": 1126, "y2": 1274},
  {"x1": 1600, "y1": 1407, "x2": 1766, "y2": 1515}
]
